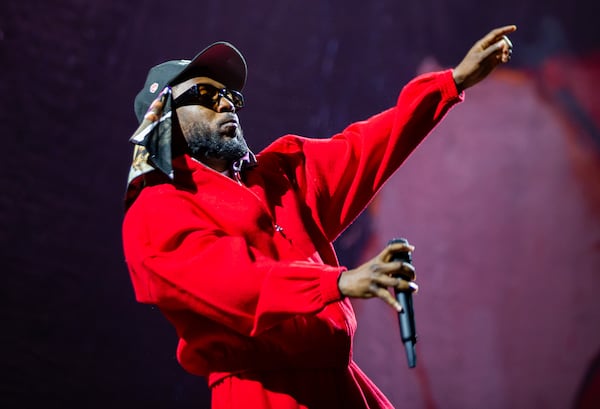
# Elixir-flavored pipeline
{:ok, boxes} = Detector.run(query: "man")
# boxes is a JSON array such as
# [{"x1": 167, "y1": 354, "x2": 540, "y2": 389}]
[{"x1": 122, "y1": 25, "x2": 516, "y2": 408}]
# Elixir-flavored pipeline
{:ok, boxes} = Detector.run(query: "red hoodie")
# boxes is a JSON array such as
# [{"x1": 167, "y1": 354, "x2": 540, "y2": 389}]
[{"x1": 122, "y1": 70, "x2": 462, "y2": 408}]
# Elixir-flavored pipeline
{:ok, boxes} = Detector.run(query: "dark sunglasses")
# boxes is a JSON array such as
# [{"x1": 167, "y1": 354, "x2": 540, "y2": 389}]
[{"x1": 173, "y1": 83, "x2": 245, "y2": 111}]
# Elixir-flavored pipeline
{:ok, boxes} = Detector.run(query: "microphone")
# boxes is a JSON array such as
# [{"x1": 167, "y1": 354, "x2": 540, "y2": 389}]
[{"x1": 388, "y1": 238, "x2": 417, "y2": 368}]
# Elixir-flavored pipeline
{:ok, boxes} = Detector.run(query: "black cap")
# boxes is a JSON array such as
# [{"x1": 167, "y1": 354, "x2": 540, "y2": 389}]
[{"x1": 134, "y1": 41, "x2": 247, "y2": 123}]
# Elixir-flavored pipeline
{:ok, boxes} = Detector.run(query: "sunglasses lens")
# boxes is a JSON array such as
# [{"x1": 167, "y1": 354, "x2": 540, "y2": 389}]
[
  {"x1": 174, "y1": 84, "x2": 244, "y2": 110},
  {"x1": 195, "y1": 84, "x2": 218, "y2": 108},
  {"x1": 225, "y1": 90, "x2": 244, "y2": 109}
]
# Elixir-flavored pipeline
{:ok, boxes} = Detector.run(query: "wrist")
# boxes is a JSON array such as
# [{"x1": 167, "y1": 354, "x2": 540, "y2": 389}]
[
  {"x1": 452, "y1": 69, "x2": 465, "y2": 94},
  {"x1": 337, "y1": 269, "x2": 347, "y2": 299}
]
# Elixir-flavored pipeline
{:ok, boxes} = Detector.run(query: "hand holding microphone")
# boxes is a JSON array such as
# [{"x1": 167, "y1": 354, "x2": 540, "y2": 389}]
[{"x1": 337, "y1": 238, "x2": 418, "y2": 368}]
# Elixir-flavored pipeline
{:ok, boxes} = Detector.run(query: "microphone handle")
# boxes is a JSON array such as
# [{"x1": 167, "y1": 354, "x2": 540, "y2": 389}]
[{"x1": 388, "y1": 238, "x2": 417, "y2": 368}]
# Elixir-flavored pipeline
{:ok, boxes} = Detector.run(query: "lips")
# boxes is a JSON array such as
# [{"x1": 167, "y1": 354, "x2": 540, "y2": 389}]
[
  {"x1": 219, "y1": 114, "x2": 239, "y2": 128},
  {"x1": 219, "y1": 114, "x2": 239, "y2": 137}
]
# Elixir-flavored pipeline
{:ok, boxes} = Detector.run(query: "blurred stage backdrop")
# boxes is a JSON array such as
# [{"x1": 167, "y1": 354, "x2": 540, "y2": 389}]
[{"x1": 2, "y1": 1, "x2": 599, "y2": 408}]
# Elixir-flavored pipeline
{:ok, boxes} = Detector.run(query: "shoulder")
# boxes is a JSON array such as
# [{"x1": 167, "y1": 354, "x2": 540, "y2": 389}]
[
  {"x1": 125, "y1": 182, "x2": 195, "y2": 222},
  {"x1": 260, "y1": 134, "x2": 310, "y2": 155},
  {"x1": 257, "y1": 134, "x2": 336, "y2": 165}
]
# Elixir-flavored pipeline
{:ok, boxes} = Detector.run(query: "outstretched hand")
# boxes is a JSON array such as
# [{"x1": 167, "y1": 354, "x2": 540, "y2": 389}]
[
  {"x1": 453, "y1": 25, "x2": 517, "y2": 93},
  {"x1": 337, "y1": 241, "x2": 418, "y2": 312}
]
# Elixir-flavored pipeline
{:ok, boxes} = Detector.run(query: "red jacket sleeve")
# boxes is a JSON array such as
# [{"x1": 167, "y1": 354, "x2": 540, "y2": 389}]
[
  {"x1": 122, "y1": 186, "x2": 345, "y2": 337},
  {"x1": 271, "y1": 70, "x2": 462, "y2": 241}
]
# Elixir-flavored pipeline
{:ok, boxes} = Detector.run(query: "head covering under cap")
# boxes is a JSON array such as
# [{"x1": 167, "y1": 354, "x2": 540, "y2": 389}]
[{"x1": 125, "y1": 42, "x2": 250, "y2": 209}]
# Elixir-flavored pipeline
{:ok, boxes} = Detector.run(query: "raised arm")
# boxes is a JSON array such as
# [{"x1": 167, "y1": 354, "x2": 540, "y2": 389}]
[{"x1": 281, "y1": 25, "x2": 516, "y2": 242}]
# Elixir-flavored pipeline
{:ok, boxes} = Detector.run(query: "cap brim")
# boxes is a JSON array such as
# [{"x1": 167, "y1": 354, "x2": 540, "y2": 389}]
[{"x1": 170, "y1": 42, "x2": 247, "y2": 91}]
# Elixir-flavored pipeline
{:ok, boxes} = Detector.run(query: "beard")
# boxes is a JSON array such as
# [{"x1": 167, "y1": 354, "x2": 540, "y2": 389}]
[{"x1": 184, "y1": 121, "x2": 249, "y2": 163}]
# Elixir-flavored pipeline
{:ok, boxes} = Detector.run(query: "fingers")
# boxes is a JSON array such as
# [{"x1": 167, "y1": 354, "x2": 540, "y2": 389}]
[
  {"x1": 380, "y1": 240, "x2": 414, "y2": 261},
  {"x1": 371, "y1": 285, "x2": 403, "y2": 311},
  {"x1": 378, "y1": 260, "x2": 416, "y2": 281},
  {"x1": 371, "y1": 276, "x2": 419, "y2": 312},
  {"x1": 500, "y1": 35, "x2": 513, "y2": 63},
  {"x1": 370, "y1": 254, "x2": 416, "y2": 280},
  {"x1": 373, "y1": 272, "x2": 417, "y2": 292},
  {"x1": 399, "y1": 261, "x2": 416, "y2": 281},
  {"x1": 479, "y1": 25, "x2": 517, "y2": 50},
  {"x1": 372, "y1": 265, "x2": 418, "y2": 313},
  {"x1": 379, "y1": 240, "x2": 416, "y2": 279},
  {"x1": 483, "y1": 38, "x2": 513, "y2": 64},
  {"x1": 480, "y1": 38, "x2": 507, "y2": 60},
  {"x1": 339, "y1": 240, "x2": 419, "y2": 311},
  {"x1": 479, "y1": 26, "x2": 516, "y2": 63}
]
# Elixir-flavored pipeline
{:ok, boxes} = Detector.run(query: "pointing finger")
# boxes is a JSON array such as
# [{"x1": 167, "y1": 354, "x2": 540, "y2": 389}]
[{"x1": 479, "y1": 25, "x2": 517, "y2": 50}]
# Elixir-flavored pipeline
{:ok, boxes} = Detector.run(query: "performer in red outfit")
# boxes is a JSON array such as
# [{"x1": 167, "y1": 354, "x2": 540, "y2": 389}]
[{"x1": 122, "y1": 26, "x2": 515, "y2": 408}]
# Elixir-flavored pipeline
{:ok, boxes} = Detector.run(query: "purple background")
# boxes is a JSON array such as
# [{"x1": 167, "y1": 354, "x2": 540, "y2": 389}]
[{"x1": 2, "y1": 1, "x2": 599, "y2": 408}]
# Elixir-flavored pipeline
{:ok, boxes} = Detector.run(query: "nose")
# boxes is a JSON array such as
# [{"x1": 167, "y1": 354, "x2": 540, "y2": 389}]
[{"x1": 215, "y1": 95, "x2": 235, "y2": 113}]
